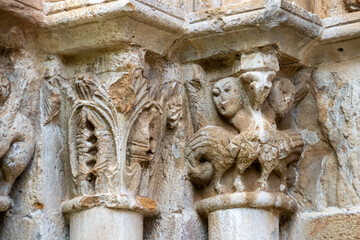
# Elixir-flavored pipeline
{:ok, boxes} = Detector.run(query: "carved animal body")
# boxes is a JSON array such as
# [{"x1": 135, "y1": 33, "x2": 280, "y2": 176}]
[
  {"x1": 231, "y1": 120, "x2": 303, "y2": 191},
  {"x1": 185, "y1": 67, "x2": 307, "y2": 194},
  {"x1": 0, "y1": 96, "x2": 35, "y2": 211},
  {"x1": 185, "y1": 126, "x2": 234, "y2": 194}
]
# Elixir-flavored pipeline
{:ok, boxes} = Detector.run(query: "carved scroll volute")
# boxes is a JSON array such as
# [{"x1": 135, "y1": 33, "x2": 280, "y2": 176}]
[{"x1": 68, "y1": 74, "x2": 119, "y2": 197}]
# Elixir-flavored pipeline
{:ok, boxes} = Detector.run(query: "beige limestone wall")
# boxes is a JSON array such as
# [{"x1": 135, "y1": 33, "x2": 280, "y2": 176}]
[{"x1": 282, "y1": 58, "x2": 360, "y2": 239}]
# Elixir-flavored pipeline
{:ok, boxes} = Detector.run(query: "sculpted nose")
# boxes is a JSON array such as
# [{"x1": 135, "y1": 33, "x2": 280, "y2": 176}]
[{"x1": 220, "y1": 93, "x2": 226, "y2": 102}]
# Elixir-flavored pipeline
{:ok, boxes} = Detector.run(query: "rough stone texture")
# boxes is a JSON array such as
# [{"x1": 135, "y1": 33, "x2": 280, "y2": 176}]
[
  {"x1": 284, "y1": 207, "x2": 360, "y2": 239},
  {"x1": 0, "y1": 0, "x2": 360, "y2": 240}
]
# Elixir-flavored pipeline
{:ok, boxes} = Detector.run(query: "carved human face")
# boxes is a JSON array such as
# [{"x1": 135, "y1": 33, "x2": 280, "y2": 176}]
[
  {"x1": 212, "y1": 77, "x2": 243, "y2": 119},
  {"x1": 0, "y1": 74, "x2": 10, "y2": 106},
  {"x1": 268, "y1": 78, "x2": 295, "y2": 118}
]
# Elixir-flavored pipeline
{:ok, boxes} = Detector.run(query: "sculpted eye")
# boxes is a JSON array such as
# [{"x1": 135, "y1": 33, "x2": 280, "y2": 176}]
[
  {"x1": 212, "y1": 88, "x2": 220, "y2": 96},
  {"x1": 224, "y1": 87, "x2": 231, "y2": 92}
]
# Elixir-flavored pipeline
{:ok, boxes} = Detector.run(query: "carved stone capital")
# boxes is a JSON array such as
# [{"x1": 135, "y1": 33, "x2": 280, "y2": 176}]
[{"x1": 185, "y1": 50, "x2": 309, "y2": 214}]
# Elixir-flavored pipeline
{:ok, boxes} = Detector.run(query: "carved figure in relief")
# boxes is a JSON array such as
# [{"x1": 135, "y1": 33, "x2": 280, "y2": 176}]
[
  {"x1": 186, "y1": 70, "x2": 306, "y2": 194},
  {"x1": 186, "y1": 77, "x2": 245, "y2": 193},
  {"x1": 0, "y1": 74, "x2": 35, "y2": 211},
  {"x1": 232, "y1": 72, "x2": 304, "y2": 191}
]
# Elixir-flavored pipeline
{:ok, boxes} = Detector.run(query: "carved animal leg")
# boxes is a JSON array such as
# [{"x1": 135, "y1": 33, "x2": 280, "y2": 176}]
[
  {"x1": 0, "y1": 141, "x2": 34, "y2": 196},
  {"x1": 213, "y1": 171, "x2": 225, "y2": 194},
  {"x1": 256, "y1": 160, "x2": 277, "y2": 191},
  {"x1": 234, "y1": 158, "x2": 254, "y2": 192},
  {"x1": 274, "y1": 164, "x2": 287, "y2": 192},
  {"x1": 233, "y1": 175, "x2": 245, "y2": 192}
]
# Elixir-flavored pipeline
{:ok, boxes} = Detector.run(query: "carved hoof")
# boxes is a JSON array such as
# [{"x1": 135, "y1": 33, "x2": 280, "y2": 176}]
[
  {"x1": 255, "y1": 181, "x2": 268, "y2": 191},
  {"x1": 0, "y1": 196, "x2": 12, "y2": 212},
  {"x1": 233, "y1": 176, "x2": 245, "y2": 192}
]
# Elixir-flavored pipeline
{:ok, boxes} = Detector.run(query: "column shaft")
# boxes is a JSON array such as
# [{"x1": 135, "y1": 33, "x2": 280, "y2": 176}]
[
  {"x1": 209, "y1": 208, "x2": 279, "y2": 240},
  {"x1": 69, "y1": 207, "x2": 143, "y2": 240}
]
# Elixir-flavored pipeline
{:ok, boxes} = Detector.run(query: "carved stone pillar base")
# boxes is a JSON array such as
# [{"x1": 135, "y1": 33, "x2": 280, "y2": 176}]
[
  {"x1": 209, "y1": 208, "x2": 279, "y2": 240},
  {"x1": 197, "y1": 192, "x2": 297, "y2": 240},
  {"x1": 62, "y1": 194, "x2": 158, "y2": 240},
  {"x1": 0, "y1": 196, "x2": 12, "y2": 212}
]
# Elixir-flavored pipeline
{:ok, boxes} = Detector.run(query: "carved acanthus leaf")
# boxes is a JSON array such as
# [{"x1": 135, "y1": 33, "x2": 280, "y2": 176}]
[
  {"x1": 185, "y1": 78, "x2": 208, "y2": 131},
  {"x1": 75, "y1": 73, "x2": 98, "y2": 101}
]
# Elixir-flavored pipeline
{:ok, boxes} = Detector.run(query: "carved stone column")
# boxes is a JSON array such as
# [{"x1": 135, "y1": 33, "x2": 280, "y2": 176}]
[{"x1": 185, "y1": 50, "x2": 309, "y2": 240}]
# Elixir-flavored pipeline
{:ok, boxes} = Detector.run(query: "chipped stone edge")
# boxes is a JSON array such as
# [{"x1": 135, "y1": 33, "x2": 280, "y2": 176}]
[
  {"x1": 186, "y1": 0, "x2": 321, "y2": 38},
  {"x1": 43, "y1": 0, "x2": 185, "y2": 33},
  {"x1": 196, "y1": 192, "x2": 298, "y2": 216},
  {"x1": 61, "y1": 194, "x2": 159, "y2": 217},
  {"x1": 320, "y1": 11, "x2": 360, "y2": 42}
]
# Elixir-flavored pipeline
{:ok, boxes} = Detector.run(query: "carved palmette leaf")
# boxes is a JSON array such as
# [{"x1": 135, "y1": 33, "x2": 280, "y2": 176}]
[
  {"x1": 124, "y1": 162, "x2": 142, "y2": 194},
  {"x1": 127, "y1": 102, "x2": 163, "y2": 167},
  {"x1": 75, "y1": 73, "x2": 97, "y2": 101},
  {"x1": 185, "y1": 79, "x2": 208, "y2": 131},
  {"x1": 183, "y1": 64, "x2": 209, "y2": 132},
  {"x1": 42, "y1": 81, "x2": 61, "y2": 125},
  {"x1": 70, "y1": 105, "x2": 117, "y2": 196},
  {"x1": 166, "y1": 82, "x2": 183, "y2": 129}
]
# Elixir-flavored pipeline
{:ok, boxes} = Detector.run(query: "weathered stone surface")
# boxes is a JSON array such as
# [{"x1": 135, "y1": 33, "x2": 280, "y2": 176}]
[
  {"x1": 0, "y1": 0, "x2": 360, "y2": 239},
  {"x1": 285, "y1": 207, "x2": 360, "y2": 239}
]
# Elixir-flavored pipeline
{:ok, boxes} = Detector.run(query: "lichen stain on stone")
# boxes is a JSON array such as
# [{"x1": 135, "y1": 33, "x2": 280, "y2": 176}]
[
  {"x1": 125, "y1": 2, "x2": 135, "y2": 11},
  {"x1": 80, "y1": 196, "x2": 100, "y2": 207},
  {"x1": 33, "y1": 202, "x2": 44, "y2": 210},
  {"x1": 109, "y1": 67, "x2": 136, "y2": 113},
  {"x1": 137, "y1": 197, "x2": 157, "y2": 210}
]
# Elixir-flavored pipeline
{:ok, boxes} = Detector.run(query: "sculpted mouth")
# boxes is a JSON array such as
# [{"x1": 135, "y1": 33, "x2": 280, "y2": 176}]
[{"x1": 220, "y1": 102, "x2": 228, "y2": 112}]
